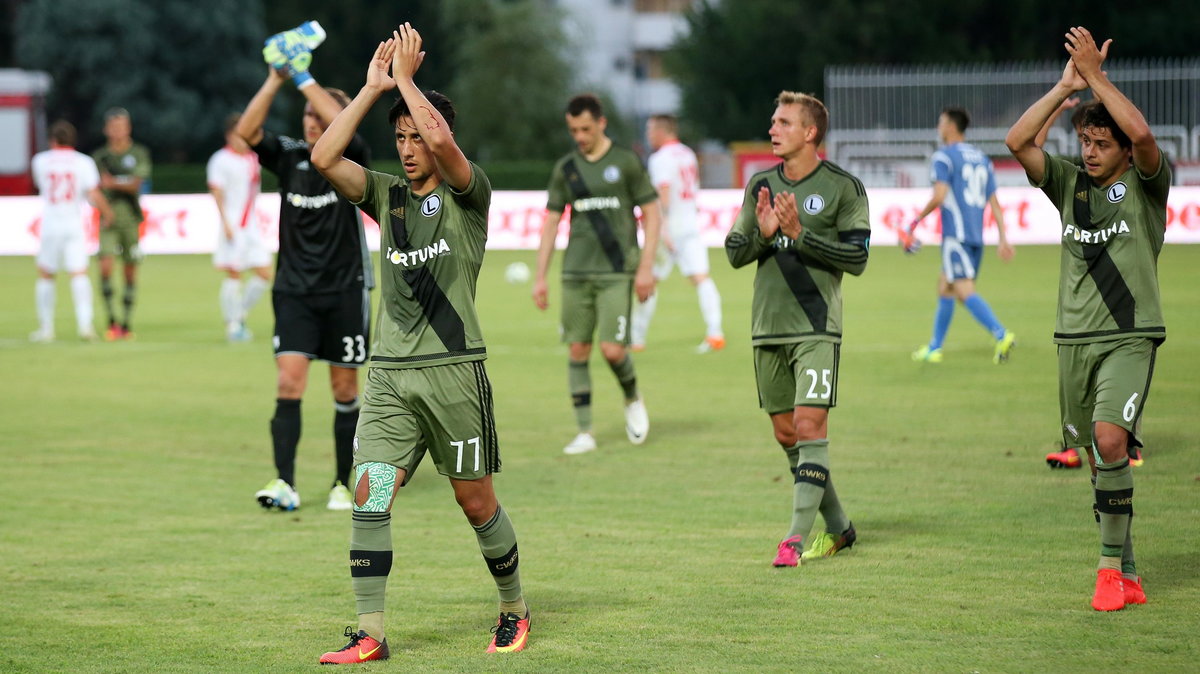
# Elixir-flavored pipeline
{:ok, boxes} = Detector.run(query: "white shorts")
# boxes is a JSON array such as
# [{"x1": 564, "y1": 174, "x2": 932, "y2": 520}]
[
  {"x1": 653, "y1": 233, "x2": 710, "y2": 280},
  {"x1": 213, "y1": 227, "x2": 272, "y2": 271},
  {"x1": 37, "y1": 228, "x2": 88, "y2": 273}
]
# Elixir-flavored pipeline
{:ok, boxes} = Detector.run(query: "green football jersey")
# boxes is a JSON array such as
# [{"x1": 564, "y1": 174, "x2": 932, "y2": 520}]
[
  {"x1": 725, "y1": 161, "x2": 870, "y2": 346},
  {"x1": 92, "y1": 142, "x2": 152, "y2": 227},
  {"x1": 546, "y1": 145, "x2": 658, "y2": 279},
  {"x1": 354, "y1": 163, "x2": 492, "y2": 369},
  {"x1": 1033, "y1": 150, "x2": 1169, "y2": 345}
]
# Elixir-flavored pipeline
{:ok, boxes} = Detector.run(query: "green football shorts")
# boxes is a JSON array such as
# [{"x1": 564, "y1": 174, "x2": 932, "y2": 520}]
[
  {"x1": 560, "y1": 277, "x2": 633, "y2": 345},
  {"x1": 754, "y1": 340, "x2": 840, "y2": 415},
  {"x1": 98, "y1": 222, "x2": 142, "y2": 263},
  {"x1": 354, "y1": 360, "x2": 500, "y2": 482},
  {"x1": 1058, "y1": 337, "x2": 1156, "y2": 449}
]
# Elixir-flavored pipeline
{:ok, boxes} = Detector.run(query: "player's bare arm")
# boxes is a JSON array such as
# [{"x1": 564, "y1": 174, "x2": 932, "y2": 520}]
[
  {"x1": 914, "y1": 182, "x2": 949, "y2": 225},
  {"x1": 393, "y1": 23, "x2": 471, "y2": 190},
  {"x1": 88, "y1": 187, "x2": 113, "y2": 229},
  {"x1": 656, "y1": 182, "x2": 675, "y2": 251},
  {"x1": 236, "y1": 68, "x2": 287, "y2": 147},
  {"x1": 311, "y1": 39, "x2": 397, "y2": 202},
  {"x1": 1066, "y1": 27, "x2": 1159, "y2": 174},
  {"x1": 532, "y1": 210, "x2": 562, "y2": 310},
  {"x1": 1005, "y1": 61, "x2": 1088, "y2": 183},
  {"x1": 774, "y1": 191, "x2": 802, "y2": 240},
  {"x1": 209, "y1": 185, "x2": 235, "y2": 240},
  {"x1": 989, "y1": 193, "x2": 1014, "y2": 262},
  {"x1": 755, "y1": 186, "x2": 780, "y2": 239},
  {"x1": 635, "y1": 200, "x2": 662, "y2": 302},
  {"x1": 1034, "y1": 97, "x2": 1080, "y2": 148}
]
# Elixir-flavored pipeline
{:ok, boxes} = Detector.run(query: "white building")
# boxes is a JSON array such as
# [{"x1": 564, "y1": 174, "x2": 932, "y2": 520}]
[{"x1": 556, "y1": 0, "x2": 697, "y2": 119}]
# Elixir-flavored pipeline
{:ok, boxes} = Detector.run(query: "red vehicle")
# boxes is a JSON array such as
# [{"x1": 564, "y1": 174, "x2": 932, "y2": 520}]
[{"x1": 0, "y1": 69, "x2": 52, "y2": 196}]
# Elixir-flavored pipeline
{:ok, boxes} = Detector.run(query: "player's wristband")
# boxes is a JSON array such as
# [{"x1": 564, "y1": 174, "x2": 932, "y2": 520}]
[{"x1": 292, "y1": 71, "x2": 316, "y2": 88}]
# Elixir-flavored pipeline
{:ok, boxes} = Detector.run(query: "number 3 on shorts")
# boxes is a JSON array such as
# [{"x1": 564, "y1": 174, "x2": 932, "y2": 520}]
[
  {"x1": 1123, "y1": 392, "x2": 1139, "y2": 423},
  {"x1": 342, "y1": 335, "x2": 366, "y2": 363}
]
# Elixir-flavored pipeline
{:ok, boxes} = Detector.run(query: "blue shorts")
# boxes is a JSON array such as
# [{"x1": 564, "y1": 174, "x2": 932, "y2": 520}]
[{"x1": 941, "y1": 238, "x2": 983, "y2": 281}]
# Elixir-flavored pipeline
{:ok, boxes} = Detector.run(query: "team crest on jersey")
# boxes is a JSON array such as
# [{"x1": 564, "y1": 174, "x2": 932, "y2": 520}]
[
  {"x1": 421, "y1": 194, "x2": 442, "y2": 217},
  {"x1": 803, "y1": 194, "x2": 825, "y2": 215},
  {"x1": 603, "y1": 165, "x2": 621, "y2": 183},
  {"x1": 1107, "y1": 181, "x2": 1127, "y2": 203},
  {"x1": 296, "y1": 160, "x2": 311, "y2": 171},
  {"x1": 123, "y1": 155, "x2": 136, "y2": 168}
]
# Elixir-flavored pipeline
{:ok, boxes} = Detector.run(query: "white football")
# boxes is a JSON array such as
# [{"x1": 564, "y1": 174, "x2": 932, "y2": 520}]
[{"x1": 504, "y1": 261, "x2": 531, "y2": 284}]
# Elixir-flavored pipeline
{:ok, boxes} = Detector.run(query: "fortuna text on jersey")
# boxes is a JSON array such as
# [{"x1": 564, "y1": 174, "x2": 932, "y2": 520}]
[
  {"x1": 573, "y1": 196, "x2": 621, "y2": 211},
  {"x1": 386, "y1": 238, "x2": 451, "y2": 267},
  {"x1": 1063, "y1": 220, "x2": 1131, "y2": 244}
]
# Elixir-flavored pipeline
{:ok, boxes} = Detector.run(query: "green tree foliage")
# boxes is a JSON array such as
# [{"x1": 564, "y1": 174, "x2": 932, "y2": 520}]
[
  {"x1": 669, "y1": 0, "x2": 1200, "y2": 143},
  {"x1": 440, "y1": 0, "x2": 573, "y2": 161},
  {"x1": 16, "y1": 0, "x2": 267, "y2": 160}
]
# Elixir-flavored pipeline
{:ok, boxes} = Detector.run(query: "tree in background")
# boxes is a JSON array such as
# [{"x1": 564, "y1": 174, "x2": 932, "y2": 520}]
[
  {"x1": 16, "y1": 0, "x2": 267, "y2": 160},
  {"x1": 441, "y1": 0, "x2": 573, "y2": 162}
]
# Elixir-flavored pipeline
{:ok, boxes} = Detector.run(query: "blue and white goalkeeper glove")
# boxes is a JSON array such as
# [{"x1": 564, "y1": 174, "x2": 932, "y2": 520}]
[{"x1": 263, "y1": 20, "x2": 326, "y2": 88}]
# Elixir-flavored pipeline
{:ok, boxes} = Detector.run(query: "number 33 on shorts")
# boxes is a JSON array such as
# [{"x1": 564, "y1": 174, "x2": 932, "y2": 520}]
[{"x1": 342, "y1": 334, "x2": 367, "y2": 363}]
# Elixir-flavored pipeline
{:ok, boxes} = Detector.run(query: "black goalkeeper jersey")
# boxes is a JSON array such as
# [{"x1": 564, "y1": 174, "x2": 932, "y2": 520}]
[{"x1": 253, "y1": 131, "x2": 374, "y2": 295}]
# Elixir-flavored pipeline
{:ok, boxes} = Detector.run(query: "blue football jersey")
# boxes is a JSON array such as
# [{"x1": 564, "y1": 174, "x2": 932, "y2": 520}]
[{"x1": 930, "y1": 142, "x2": 996, "y2": 246}]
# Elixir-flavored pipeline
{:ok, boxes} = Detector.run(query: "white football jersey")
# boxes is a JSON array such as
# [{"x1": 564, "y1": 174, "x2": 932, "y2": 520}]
[
  {"x1": 647, "y1": 140, "x2": 700, "y2": 238},
  {"x1": 31, "y1": 148, "x2": 100, "y2": 234},
  {"x1": 206, "y1": 146, "x2": 261, "y2": 231}
]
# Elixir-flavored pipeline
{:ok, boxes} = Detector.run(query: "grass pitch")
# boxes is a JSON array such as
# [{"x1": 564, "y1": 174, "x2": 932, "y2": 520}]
[{"x1": 1, "y1": 244, "x2": 1197, "y2": 672}]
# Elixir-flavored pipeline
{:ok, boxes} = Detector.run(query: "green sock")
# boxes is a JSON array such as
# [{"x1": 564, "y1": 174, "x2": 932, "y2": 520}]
[
  {"x1": 473, "y1": 505, "x2": 524, "y2": 607},
  {"x1": 819, "y1": 476, "x2": 850, "y2": 534},
  {"x1": 350, "y1": 511, "x2": 393, "y2": 626},
  {"x1": 781, "y1": 441, "x2": 801, "y2": 473},
  {"x1": 1121, "y1": 518, "x2": 1137, "y2": 577},
  {"x1": 568, "y1": 360, "x2": 592, "y2": 432},
  {"x1": 786, "y1": 439, "x2": 830, "y2": 541},
  {"x1": 608, "y1": 354, "x2": 638, "y2": 401},
  {"x1": 1094, "y1": 457, "x2": 1132, "y2": 561}
]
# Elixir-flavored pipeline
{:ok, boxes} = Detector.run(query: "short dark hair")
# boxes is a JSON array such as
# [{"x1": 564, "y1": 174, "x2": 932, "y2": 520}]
[
  {"x1": 49, "y1": 120, "x2": 77, "y2": 146},
  {"x1": 223, "y1": 112, "x2": 241, "y2": 136},
  {"x1": 941, "y1": 106, "x2": 970, "y2": 133},
  {"x1": 388, "y1": 90, "x2": 456, "y2": 131},
  {"x1": 566, "y1": 93, "x2": 604, "y2": 119},
  {"x1": 104, "y1": 107, "x2": 129, "y2": 121},
  {"x1": 1078, "y1": 102, "x2": 1131, "y2": 149},
  {"x1": 649, "y1": 114, "x2": 678, "y2": 135},
  {"x1": 1069, "y1": 103, "x2": 1089, "y2": 132}
]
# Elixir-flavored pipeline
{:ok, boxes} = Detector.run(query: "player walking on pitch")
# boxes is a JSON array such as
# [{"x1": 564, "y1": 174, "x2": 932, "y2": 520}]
[
  {"x1": 630, "y1": 114, "x2": 724, "y2": 353},
  {"x1": 92, "y1": 107, "x2": 151, "y2": 341},
  {"x1": 903, "y1": 107, "x2": 1016, "y2": 364},
  {"x1": 207, "y1": 113, "x2": 271, "y2": 342},
  {"x1": 311, "y1": 25, "x2": 529, "y2": 661},
  {"x1": 725, "y1": 92, "x2": 869, "y2": 567},
  {"x1": 533, "y1": 94, "x2": 662, "y2": 455},
  {"x1": 1006, "y1": 27, "x2": 1166, "y2": 611},
  {"x1": 30, "y1": 121, "x2": 113, "y2": 342},
  {"x1": 237, "y1": 25, "x2": 373, "y2": 513}
]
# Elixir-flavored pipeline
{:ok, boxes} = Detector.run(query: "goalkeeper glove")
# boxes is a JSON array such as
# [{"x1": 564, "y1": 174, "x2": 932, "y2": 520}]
[
  {"x1": 263, "y1": 21, "x2": 326, "y2": 88},
  {"x1": 899, "y1": 220, "x2": 922, "y2": 254}
]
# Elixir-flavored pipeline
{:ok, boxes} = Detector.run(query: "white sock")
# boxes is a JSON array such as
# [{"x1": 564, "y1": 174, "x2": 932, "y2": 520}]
[
  {"x1": 242, "y1": 275, "x2": 270, "y2": 320},
  {"x1": 697, "y1": 278, "x2": 723, "y2": 338},
  {"x1": 220, "y1": 278, "x2": 243, "y2": 325},
  {"x1": 70, "y1": 274, "x2": 94, "y2": 335},
  {"x1": 35, "y1": 278, "x2": 55, "y2": 333},
  {"x1": 631, "y1": 293, "x2": 657, "y2": 346}
]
